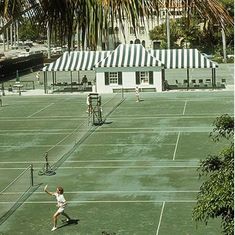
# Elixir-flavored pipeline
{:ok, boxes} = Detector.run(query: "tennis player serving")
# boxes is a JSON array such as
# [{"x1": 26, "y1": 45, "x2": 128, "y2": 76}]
[{"x1": 44, "y1": 185, "x2": 71, "y2": 231}]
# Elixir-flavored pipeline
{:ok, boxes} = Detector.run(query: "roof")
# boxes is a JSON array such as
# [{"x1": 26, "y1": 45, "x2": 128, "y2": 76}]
[
  {"x1": 149, "y1": 48, "x2": 218, "y2": 69},
  {"x1": 42, "y1": 51, "x2": 111, "y2": 71},
  {"x1": 42, "y1": 45, "x2": 218, "y2": 72},
  {"x1": 94, "y1": 44, "x2": 163, "y2": 68}
]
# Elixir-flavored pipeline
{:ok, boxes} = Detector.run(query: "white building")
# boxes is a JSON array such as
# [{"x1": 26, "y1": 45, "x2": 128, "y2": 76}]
[
  {"x1": 94, "y1": 44, "x2": 163, "y2": 93},
  {"x1": 42, "y1": 44, "x2": 219, "y2": 94},
  {"x1": 98, "y1": 1, "x2": 184, "y2": 50}
]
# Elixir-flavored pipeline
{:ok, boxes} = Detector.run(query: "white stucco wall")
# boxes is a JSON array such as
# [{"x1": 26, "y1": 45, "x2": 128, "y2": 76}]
[
  {"x1": 96, "y1": 70, "x2": 162, "y2": 93},
  {"x1": 154, "y1": 71, "x2": 162, "y2": 92}
]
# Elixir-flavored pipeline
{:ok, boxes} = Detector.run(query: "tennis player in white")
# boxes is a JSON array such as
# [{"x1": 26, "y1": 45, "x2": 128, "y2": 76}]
[{"x1": 44, "y1": 185, "x2": 71, "y2": 231}]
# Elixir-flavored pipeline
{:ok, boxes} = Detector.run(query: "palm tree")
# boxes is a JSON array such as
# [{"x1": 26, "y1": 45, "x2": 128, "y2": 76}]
[{"x1": 0, "y1": 0, "x2": 233, "y2": 49}]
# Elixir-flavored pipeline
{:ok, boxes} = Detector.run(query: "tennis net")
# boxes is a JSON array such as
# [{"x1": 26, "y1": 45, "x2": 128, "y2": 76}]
[
  {"x1": 42, "y1": 93, "x2": 125, "y2": 172},
  {"x1": 101, "y1": 93, "x2": 125, "y2": 122},
  {"x1": 0, "y1": 164, "x2": 37, "y2": 225}
]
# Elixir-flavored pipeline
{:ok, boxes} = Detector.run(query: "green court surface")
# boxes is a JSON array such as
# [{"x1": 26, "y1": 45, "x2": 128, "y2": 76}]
[{"x1": 0, "y1": 90, "x2": 233, "y2": 235}]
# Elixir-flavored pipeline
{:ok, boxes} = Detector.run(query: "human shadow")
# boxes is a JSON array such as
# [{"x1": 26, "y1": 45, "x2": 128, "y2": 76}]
[
  {"x1": 57, "y1": 219, "x2": 80, "y2": 230},
  {"x1": 102, "y1": 231, "x2": 117, "y2": 235},
  {"x1": 103, "y1": 121, "x2": 113, "y2": 125}
]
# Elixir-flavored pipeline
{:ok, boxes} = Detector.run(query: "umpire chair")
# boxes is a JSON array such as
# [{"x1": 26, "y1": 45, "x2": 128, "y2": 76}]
[{"x1": 87, "y1": 93, "x2": 103, "y2": 125}]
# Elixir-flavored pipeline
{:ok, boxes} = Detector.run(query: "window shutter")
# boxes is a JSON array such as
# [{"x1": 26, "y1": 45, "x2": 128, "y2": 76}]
[
  {"x1": 105, "y1": 72, "x2": 109, "y2": 85},
  {"x1": 149, "y1": 71, "x2": 153, "y2": 84},
  {"x1": 136, "y1": 72, "x2": 140, "y2": 84},
  {"x1": 118, "y1": 72, "x2": 122, "y2": 85}
]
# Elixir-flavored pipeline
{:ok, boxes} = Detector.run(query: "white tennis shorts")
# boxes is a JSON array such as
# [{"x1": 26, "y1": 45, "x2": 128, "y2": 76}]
[{"x1": 56, "y1": 207, "x2": 65, "y2": 213}]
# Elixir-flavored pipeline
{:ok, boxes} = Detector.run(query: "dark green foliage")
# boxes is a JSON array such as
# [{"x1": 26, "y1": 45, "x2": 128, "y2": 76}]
[
  {"x1": 210, "y1": 114, "x2": 234, "y2": 141},
  {"x1": 18, "y1": 20, "x2": 42, "y2": 41},
  {"x1": 193, "y1": 114, "x2": 234, "y2": 235},
  {"x1": 149, "y1": 16, "x2": 234, "y2": 55}
]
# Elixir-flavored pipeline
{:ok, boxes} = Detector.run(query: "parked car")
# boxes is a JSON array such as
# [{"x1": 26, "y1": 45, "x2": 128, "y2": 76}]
[
  {"x1": 51, "y1": 47, "x2": 63, "y2": 54},
  {"x1": 201, "y1": 53, "x2": 213, "y2": 59},
  {"x1": 227, "y1": 54, "x2": 234, "y2": 59},
  {"x1": 18, "y1": 51, "x2": 31, "y2": 57}
]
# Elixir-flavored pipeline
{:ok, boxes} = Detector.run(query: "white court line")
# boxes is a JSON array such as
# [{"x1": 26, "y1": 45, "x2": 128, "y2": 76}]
[
  {"x1": 0, "y1": 167, "x2": 29, "y2": 170},
  {"x1": 0, "y1": 144, "x2": 73, "y2": 147},
  {"x1": 156, "y1": 201, "x2": 165, "y2": 235},
  {"x1": 0, "y1": 117, "x2": 86, "y2": 121},
  {"x1": 94, "y1": 128, "x2": 213, "y2": 132},
  {"x1": 0, "y1": 129, "x2": 212, "y2": 133},
  {"x1": 2, "y1": 190, "x2": 199, "y2": 195},
  {"x1": 59, "y1": 165, "x2": 198, "y2": 169},
  {"x1": 27, "y1": 103, "x2": 55, "y2": 118},
  {"x1": 0, "y1": 161, "x2": 48, "y2": 164},
  {"x1": 0, "y1": 200, "x2": 197, "y2": 204},
  {"x1": 173, "y1": 132, "x2": 180, "y2": 161},
  {"x1": 182, "y1": 101, "x2": 187, "y2": 115},
  {"x1": 0, "y1": 142, "x2": 175, "y2": 148},
  {"x1": 83, "y1": 143, "x2": 176, "y2": 145},
  {"x1": 0, "y1": 159, "x2": 200, "y2": 164},
  {"x1": 0, "y1": 114, "x2": 229, "y2": 120},
  {"x1": 65, "y1": 160, "x2": 199, "y2": 163},
  {"x1": 0, "y1": 165, "x2": 198, "y2": 170},
  {"x1": 0, "y1": 129, "x2": 76, "y2": 132},
  {"x1": 95, "y1": 127, "x2": 207, "y2": 130},
  {"x1": 109, "y1": 115, "x2": 227, "y2": 119},
  {"x1": 0, "y1": 133, "x2": 73, "y2": 136}
]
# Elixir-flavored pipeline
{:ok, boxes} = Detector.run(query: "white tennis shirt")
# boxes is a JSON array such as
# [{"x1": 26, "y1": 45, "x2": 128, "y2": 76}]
[{"x1": 53, "y1": 192, "x2": 66, "y2": 208}]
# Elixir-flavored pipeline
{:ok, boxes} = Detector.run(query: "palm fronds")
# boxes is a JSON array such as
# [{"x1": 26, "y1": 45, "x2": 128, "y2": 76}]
[{"x1": 0, "y1": 0, "x2": 233, "y2": 49}]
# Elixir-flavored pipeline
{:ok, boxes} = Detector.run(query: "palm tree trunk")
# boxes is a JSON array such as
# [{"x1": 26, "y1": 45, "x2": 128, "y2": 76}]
[
  {"x1": 47, "y1": 22, "x2": 51, "y2": 59},
  {"x1": 166, "y1": 9, "x2": 170, "y2": 49},
  {"x1": 221, "y1": 26, "x2": 227, "y2": 63}
]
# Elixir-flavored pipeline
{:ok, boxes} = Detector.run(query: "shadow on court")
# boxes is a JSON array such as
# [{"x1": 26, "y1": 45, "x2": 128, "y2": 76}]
[
  {"x1": 57, "y1": 219, "x2": 80, "y2": 230},
  {"x1": 102, "y1": 231, "x2": 117, "y2": 235},
  {"x1": 103, "y1": 121, "x2": 113, "y2": 125}
]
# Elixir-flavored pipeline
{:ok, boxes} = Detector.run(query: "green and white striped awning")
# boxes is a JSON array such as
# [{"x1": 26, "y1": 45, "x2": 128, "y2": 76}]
[
  {"x1": 95, "y1": 44, "x2": 163, "y2": 68},
  {"x1": 149, "y1": 48, "x2": 218, "y2": 69},
  {"x1": 42, "y1": 51, "x2": 111, "y2": 71},
  {"x1": 42, "y1": 45, "x2": 218, "y2": 72}
]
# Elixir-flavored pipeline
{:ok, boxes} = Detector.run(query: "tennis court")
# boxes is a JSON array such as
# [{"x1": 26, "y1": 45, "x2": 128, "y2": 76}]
[{"x1": 0, "y1": 87, "x2": 233, "y2": 234}]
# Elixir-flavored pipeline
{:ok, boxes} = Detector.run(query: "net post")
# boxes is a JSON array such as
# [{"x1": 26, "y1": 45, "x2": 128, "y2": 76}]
[{"x1": 30, "y1": 164, "x2": 34, "y2": 186}]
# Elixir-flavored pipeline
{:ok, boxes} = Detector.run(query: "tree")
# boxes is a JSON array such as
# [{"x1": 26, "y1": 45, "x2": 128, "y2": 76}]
[
  {"x1": 219, "y1": 0, "x2": 234, "y2": 16},
  {"x1": 149, "y1": 14, "x2": 234, "y2": 56},
  {"x1": 193, "y1": 114, "x2": 234, "y2": 235},
  {"x1": 18, "y1": 19, "x2": 42, "y2": 41},
  {"x1": 149, "y1": 17, "x2": 200, "y2": 49},
  {"x1": 0, "y1": 0, "x2": 233, "y2": 49}
]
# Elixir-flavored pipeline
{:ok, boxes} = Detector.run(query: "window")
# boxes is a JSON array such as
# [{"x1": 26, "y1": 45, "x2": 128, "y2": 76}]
[
  {"x1": 140, "y1": 72, "x2": 149, "y2": 84},
  {"x1": 134, "y1": 39, "x2": 141, "y2": 44},
  {"x1": 136, "y1": 71, "x2": 153, "y2": 85},
  {"x1": 102, "y1": 42, "x2": 106, "y2": 50},
  {"x1": 108, "y1": 27, "x2": 114, "y2": 35},
  {"x1": 105, "y1": 72, "x2": 122, "y2": 85},
  {"x1": 153, "y1": 40, "x2": 161, "y2": 49},
  {"x1": 139, "y1": 26, "x2": 145, "y2": 34},
  {"x1": 130, "y1": 27, "x2": 135, "y2": 35},
  {"x1": 142, "y1": 40, "x2": 146, "y2": 47},
  {"x1": 109, "y1": 72, "x2": 118, "y2": 84},
  {"x1": 114, "y1": 27, "x2": 119, "y2": 34}
]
